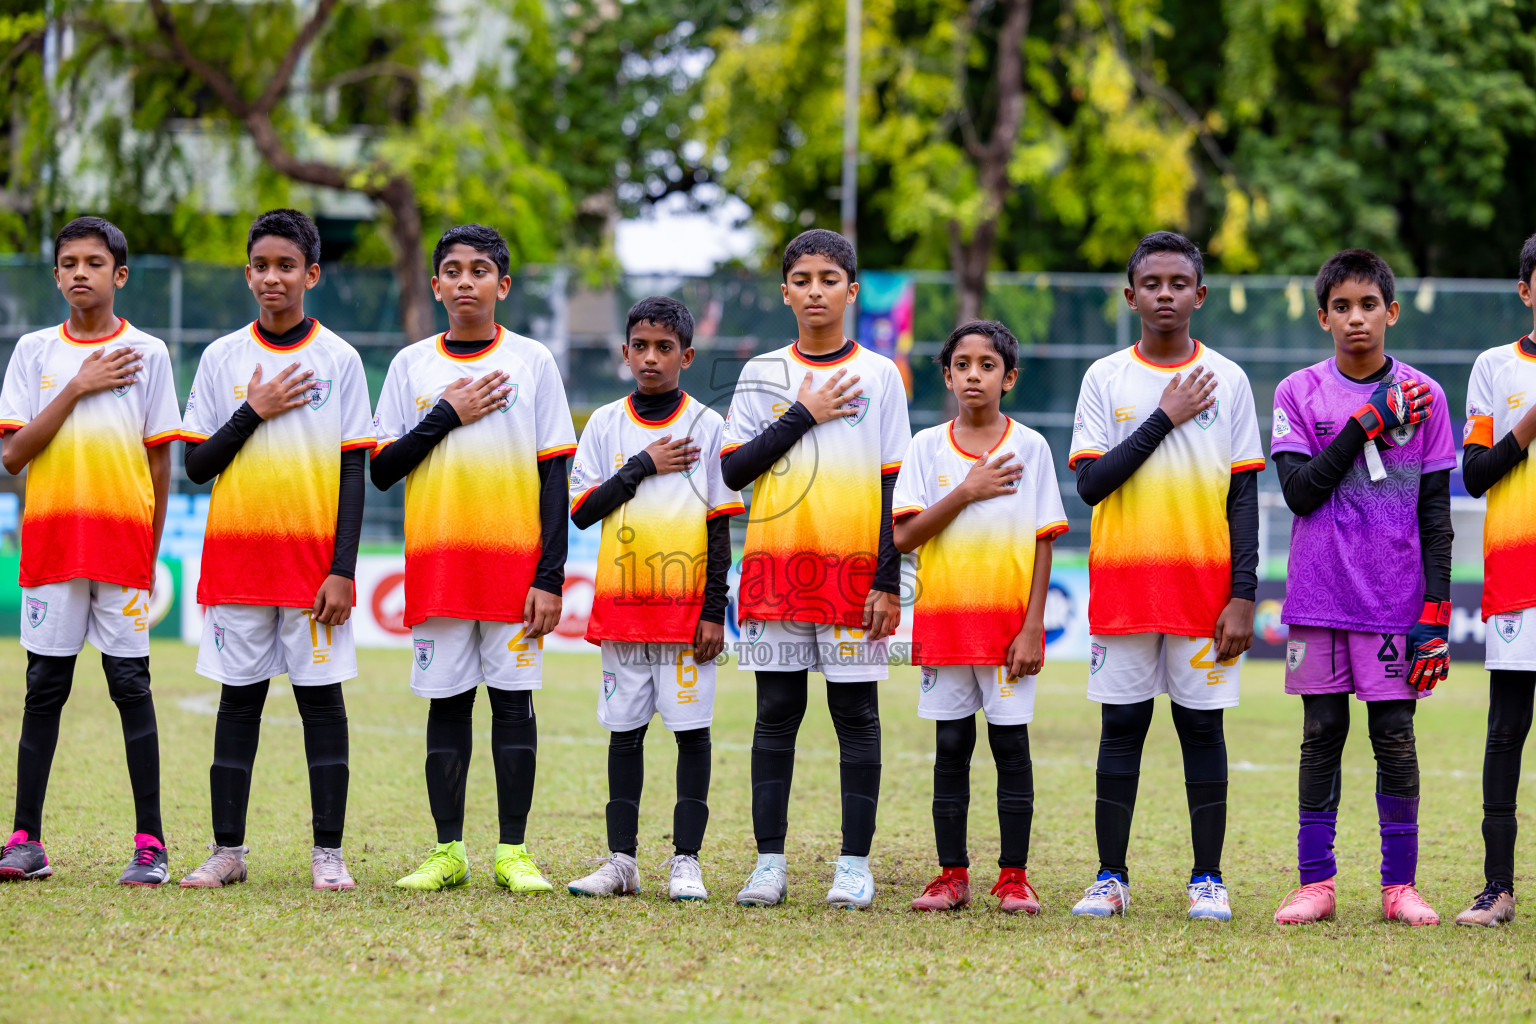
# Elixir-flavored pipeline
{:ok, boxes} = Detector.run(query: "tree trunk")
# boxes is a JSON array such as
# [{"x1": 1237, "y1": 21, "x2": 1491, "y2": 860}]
[
  {"x1": 950, "y1": 217, "x2": 998, "y2": 325},
  {"x1": 379, "y1": 176, "x2": 436, "y2": 341}
]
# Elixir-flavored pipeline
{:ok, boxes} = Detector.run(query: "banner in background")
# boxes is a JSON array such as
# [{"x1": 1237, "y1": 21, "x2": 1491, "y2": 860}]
[
  {"x1": 857, "y1": 270, "x2": 915, "y2": 396},
  {"x1": 1249, "y1": 580, "x2": 1488, "y2": 663}
]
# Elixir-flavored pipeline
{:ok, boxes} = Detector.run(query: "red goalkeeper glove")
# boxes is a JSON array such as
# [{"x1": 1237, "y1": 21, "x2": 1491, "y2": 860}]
[
  {"x1": 1353, "y1": 378, "x2": 1433, "y2": 440},
  {"x1": 1406, "y1": 600, "x2": 1451, "y2": 692}
]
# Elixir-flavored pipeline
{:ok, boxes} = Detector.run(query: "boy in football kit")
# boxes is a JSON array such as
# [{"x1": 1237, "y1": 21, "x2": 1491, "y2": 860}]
[
  {"x1": 1270, "y1": 249, "x2": 1452, "y2": 927},
  {"x1": 893, "y1": 320, "x2": 1066, "y2": 914},
  {"x1": 1454, "y1": 232, "x2": 1536, "y2": 927},
  {"x1": 565, "y1": 297, "x2": 743, "y2": 901},
  {"x1": 178, "y1": 209, "x2": 374, "y2": 892},
  {"x1": 723, "y1": 229, "x2": 909, "y2": 909},
  {"x1": 373, "y1": 224, "x2": 575, "y2": 895},
  {"x1": 0, "y1": 218, "x2": 180, "y2": 886},
  {"x1": 1068, "y1": 232, "x2": 1263, "y2": 922}
]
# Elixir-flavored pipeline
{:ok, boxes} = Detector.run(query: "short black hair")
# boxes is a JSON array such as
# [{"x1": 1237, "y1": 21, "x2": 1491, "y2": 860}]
[
  {"x1": 433, "y1": 224, "x2": 511, "y2": 278},
  {"x1": 247, "y1": 208, "x2": 321, "y2": 266},
  {"x1": 1519, "y1": 233, "x2": 1536, "y2": 288},
  {"x1": 781, "y1": 228, "x2": 857, "y2": 282},
  {"x1": 1126, "y1": 230, "x2": 1203, "y2": 286},
  {"x1": 1315, "y1": 248, "x2": 1395, "y2": 309},
  {"x1": 941, "y1": 319, "x2": 1019, "y2": 376},
  {"x1": 625, "y1": 296, "x2": 694, "y2": 348},
  {"x1": 54, "y1": 216, "x2": 127, "y2": 270}
]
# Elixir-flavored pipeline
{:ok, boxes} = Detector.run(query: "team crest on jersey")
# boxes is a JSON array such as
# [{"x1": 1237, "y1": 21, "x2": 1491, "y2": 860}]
[
  {"x1": 843, "y1": 395, "x2": 870, "y2": 426},
  {"x1": 1496, "y1": 614, "x2": 1523, "y2": 644},
  {"x1": 1273, "y1": 407, "x2": 1292, "y2": 438},
  {"x1": 305, "y1": 379, "x2": 332, "y2": 411},
  {"x1": 497, "y1": 383, "x2": 518, "y2": 412},
  {"x1": 744, "y1": 620, "x2": 767, "y2": 644},
  {"x1": 602, "y1": 671, "x2": 617, "y2": 700},
  {"x1": 24, "y1": 597, "x2": 45, "y2": 629},
  {"x1": 111, "y1": 374, "x2": 135, "y2": 398},
  {"x1": 1385, "y1": 422, "x2": 1417, "y2": 449},
  {"x1": 213, "y1": 622, "x2": 225, "y2": 651},
  {"x1": 920, "y1": 667, "x2": 938, "y2": 693},
  {"x1": 1286, "y1": 640, "x2": 1307, "y2": 672},
  {"x1": 1194, "y1": 400, "x2": 1220, "y2": 430},
  {"x1": 1089, "y1": 643, "x2": 1106, "y2": 674},
  {"x1": 414, "y1": 639, "x2": 434, "y2": 669}
]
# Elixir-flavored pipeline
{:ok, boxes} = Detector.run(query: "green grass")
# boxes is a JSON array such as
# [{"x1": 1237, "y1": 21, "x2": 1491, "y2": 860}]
[{"x1": 1, "y1": 641, "x2": 1534, "y2": 1022}]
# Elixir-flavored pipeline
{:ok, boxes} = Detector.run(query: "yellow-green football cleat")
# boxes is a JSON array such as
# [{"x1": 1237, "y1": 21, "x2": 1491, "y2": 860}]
[
  {"x1": 495, "y1": 843, "x2": 554, "y2": 893},
  {"x1": 395, "y1": 841, "x2": 470, "y2": 891}
]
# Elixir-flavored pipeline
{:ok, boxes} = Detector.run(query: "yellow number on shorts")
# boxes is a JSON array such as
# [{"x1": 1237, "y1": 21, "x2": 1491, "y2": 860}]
[
  {"x1": 676, "y1": 649, "x2": 699, "y2": 704},
  {"x1": 834, "y1": 625, "x2": 864, "y2": 658},
  {"x1": 120, "y1": 588, "x2": 149, "y2": 632},
  {"x1": 1188, "y1": 639, "x2": 1238, "y2": 684},
  {"x1": 996, "y1": 665, "x2": 1015, "y2": 698},
  {"x1": 508, "y1": 626, "x2": 544, "y2": 667},
  {"x1": 307, "y1": 615, "x2": 334, "y2": 664}
]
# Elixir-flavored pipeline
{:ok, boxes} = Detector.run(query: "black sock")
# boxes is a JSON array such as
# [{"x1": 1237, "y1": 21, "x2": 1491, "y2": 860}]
[
  {"x1": 11, "y1": 653, "x2": 75, "y2": 841},
  {"x1": 1095, "y1": 699, "x2": 1153, "y2": 882},
  {"x1": 211, "y1": 681, "x2": 269, "y2": 848},
  {"x1": 425, "y1": 690, "x2": 475, "y2": 845},
  {"x1": 932, "y1": 717, "x2": 975, "y2": 868},
  {"x1": 102, "y1": 655, "x2": 162, "y2": 842},
  {"x1": 988, "y1": 721, "x2": 1034, "y2": 870},
  {"x1": 829, "y1": 680, "x2": 881, "y2": 858},
  {"x1": 1171, "y1": 702, "x2": 1227, "y2": 879},
  {"x1": 488, "y1": 689, "x2": 536, "y2": 846},
  {"x1": 607, "y1": 724, "x2": 647, "y2": 856},
  {"x1": 751, "y1": 671, "x2": 807, "y2": 855},
  {"x1": 1484, "y1": 670, "x2": 1535, "y2": 890},
  {"x1": 294, "y1": 683, "x2": 348, "y2": 848},
  {"x1": 673, "y1": 727, "x2": 711, "y2": 857}
]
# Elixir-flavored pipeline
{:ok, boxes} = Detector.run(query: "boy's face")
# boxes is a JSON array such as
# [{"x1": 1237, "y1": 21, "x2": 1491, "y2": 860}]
[
  {"x1": 782, "y1": 254, "x2": 858, "y2": 332},
  {"x1": 624, "y1": 321, "x2": 693, "y2": 394},
  {"x1": 1124, "y1": 252, "x2": 1205, "y2": 333},
  {"x1": 944, "y1": 334, "x2": 1016, "y2": 411},
  {"x1": 246, "y1": 235, "x2": 320, "y2": 315},
  {"x1": 1519, "y1": 274, "x2": 1536, "y2": 316},
  {"x1": 1317, "y1": 277, "x2": 1398, "y2": 358},
  {"x1": 54, "y1": 237, "x2": 127, "y2": 310},
  {"x1": 432, "y1": 244, "x2": 511, "y2": 321}
]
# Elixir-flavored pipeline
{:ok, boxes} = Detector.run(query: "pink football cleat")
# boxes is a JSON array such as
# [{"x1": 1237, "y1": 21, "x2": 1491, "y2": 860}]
[
  {"x1": 1274, "y1": 878, "x2": 1337, "y2": 924},
  {"x1": 1382, "y1": 883, "x2": 1439, "y2": 926}
]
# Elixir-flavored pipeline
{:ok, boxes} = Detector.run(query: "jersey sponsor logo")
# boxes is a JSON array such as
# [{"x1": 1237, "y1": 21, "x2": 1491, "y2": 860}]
[
  {"x1": 185, "y1": 385, "x2": 197, "y2": 413},
  {"x1": 937, "y1": 474, "x2": 951, "y2": 488},
  {"x1": 1314, "y1": 421, "x2": 1335, "y2": 438},
  {"x1": 1073, "y1": 409, "x2": 1085, "y2": 433},
  {"x1": 305, "y1": 379, "x2": 332, "y2": 411},
  {"x1": 1272, "y1": 407, "x2": 1292, "y2": 438},
  {"x1": 920, "y1": 666, "x2": 938, "y2": 693},
  {"x1": 1510, "y1": 392, "x2": 1527, "y2": 412},
  {"x1": 414, "y1": 638, "x2": 434, "y2": 669},
  {"x1": 39, "y1": 375, "x2": 57, "y2": 391},
  {"x1": 213, "y1": 622, "x2": 225, "y2": 651},
  {"x1": 1496, "y1": 613, "x2": 1523, "y2": 644},
  {"x1": 1467, "y1": 401, "x2": 1490, "y2": 418},
  {"x1": 498, "y1": 383, "x2": 518, "y2": 411},
  {"x1": 1194, "y1": 399, "x2": 1219, "y2": 430},
  {"x1": 571, "y1": 459, "x2": 585, "y2": 478},
  {"x1": 843, "y1": 395, "x2": 870, "y2": 426},
  {"x1": 1113, "y1": 406, "x2": 1136, "y2": 423},
  {"x1": 1089, "y1": 642, "x2": 1106, "y2": 675},
  {"x1": 602, "y1": 670, "x2": 617, "y2": 700},
  {"x1": 24, "y1": 597, "x2": 45, "y2": 629},
  {"x1": 1286, "y1": 639, "x2": 1306, "y2": 672},
  {"x1": 744, "y1": 619, "x2": 766, "y2": 645},
  {"x1": 415, "y1": 393, "x2": 435, "y2": 412}
]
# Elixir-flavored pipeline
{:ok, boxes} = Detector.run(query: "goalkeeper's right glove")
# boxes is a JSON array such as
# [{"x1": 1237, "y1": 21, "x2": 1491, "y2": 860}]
[{"x1": 1353, "y1": 378, "x2": 1433, "y2": 440}]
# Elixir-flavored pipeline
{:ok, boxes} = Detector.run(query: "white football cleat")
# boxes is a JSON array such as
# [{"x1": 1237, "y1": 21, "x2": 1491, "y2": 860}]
[
  {"x1": 1071, "y1": 873, "x2": 1130, "y2": 917},
  {"x1": 825, "y1": 855, "x2": 875, "y2": 909},
  {"x1": 567, "y1": 852, "x2": 640, "y2": 896},
  {"x1": 665, "y1": 854, "x2": 708, "y2": 901}
]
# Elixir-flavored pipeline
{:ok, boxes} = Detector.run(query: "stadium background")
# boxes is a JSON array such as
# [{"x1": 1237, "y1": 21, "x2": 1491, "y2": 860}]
[{"x1": 0, "y1": 258, "x2": 1511, "y2": 661}]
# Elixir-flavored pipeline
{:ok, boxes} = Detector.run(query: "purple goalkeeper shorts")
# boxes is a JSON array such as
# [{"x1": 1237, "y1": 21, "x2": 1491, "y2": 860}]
[{"x1": 1282, "y1": 626, "x2": 1430, "y2": 701}]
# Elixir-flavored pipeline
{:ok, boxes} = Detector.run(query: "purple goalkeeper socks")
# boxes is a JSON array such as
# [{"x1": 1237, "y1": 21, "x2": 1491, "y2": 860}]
[
  {"x1": 1377, "y1": 793, "x2": 1419, "y2": 887},
  {"x1": 1298, "y1": 811, "x2": 1337, "y2": 884}
]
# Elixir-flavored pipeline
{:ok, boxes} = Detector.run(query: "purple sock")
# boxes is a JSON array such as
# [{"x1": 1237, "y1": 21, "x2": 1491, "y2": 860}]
[
  {"x1": 1298, "y1": 811, "x2": 1337, "y2": 883},
  {"x1": 1377, "y1": 793, "x2": 1419, "y2": 887}
]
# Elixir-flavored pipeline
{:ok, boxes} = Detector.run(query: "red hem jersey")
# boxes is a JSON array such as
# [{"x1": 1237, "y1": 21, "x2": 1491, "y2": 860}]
[
  {"x1": 722, "y1": 341, "x2": 911, "y2": 628},
  {"x1": 181, "y1": 321, "x2": 376, "y2": 608},
  {"x1": 1467, "y1": 338, "x2": 1536, "y2": 619},
  {"x1": 374, "y1": 327, "x2": 577, "y2": 627},
  {"x1": 570, "y1": 393, "x2": 744, "y2": 645},
  {"x1": 0, "y1": 321, "x2": 183, "y2": 588},
  {"x1": 1069, "y1": 342, "x2": 1264, "y2": 636},
  {"x1": 893, "y1": 418, "x2": 1067, "y2": 665}
]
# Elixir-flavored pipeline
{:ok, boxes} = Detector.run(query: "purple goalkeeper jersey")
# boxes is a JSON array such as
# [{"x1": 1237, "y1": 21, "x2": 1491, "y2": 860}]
[{"x1": 1269, "y1": 357, "x2": 1457, "y2": 633}]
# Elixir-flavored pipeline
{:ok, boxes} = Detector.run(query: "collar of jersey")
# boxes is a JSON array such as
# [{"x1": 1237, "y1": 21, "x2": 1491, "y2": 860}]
[
  {"x1": 1516, "y1": 336, "x2": 1536, "y2": 364},
  {"x1": 249, "y1": 319, "x2": 320, "y2": 353},
  {"x1": 436, "y1": 325, "x2": 504, "y2": 362},
  {"x1": 946, "y1": 417, "x2": 1013, "y2": 461},
  {"x1": 1129, "y1": 339, "x2": 1202, "y2": 372},
  {"x1": 789, "y1": 340, "x2": 859, "y2": 368},
  {"x1": 59, "y1": 318, "x2": 129, "y2": 347},
  {"x1": 625, "y1": 390, "x2": 690, "y2": 429}
]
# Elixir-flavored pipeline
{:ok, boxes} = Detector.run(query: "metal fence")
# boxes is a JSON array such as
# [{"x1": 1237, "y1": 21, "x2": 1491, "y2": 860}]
[{"x1": 2, "y1": 257, "x2": 1525, "y2": 560}]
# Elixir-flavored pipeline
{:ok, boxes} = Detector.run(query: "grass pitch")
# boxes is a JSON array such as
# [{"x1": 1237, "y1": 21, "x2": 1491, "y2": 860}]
[{"x1": 0, "y1": 641, "x2": 1533, "y2": 1022}]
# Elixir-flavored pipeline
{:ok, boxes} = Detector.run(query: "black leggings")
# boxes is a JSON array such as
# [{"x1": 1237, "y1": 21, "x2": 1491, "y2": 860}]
[
  {"x1": 605, "y1": 724, "x2": 712, "y2": 857},
  {"x1": 1094, "y1": 699, "x2": 1227, "y2": 881},
  {"x1": 1482, "y1": 670, "x2": 1535, "y2": 890},
  {"x1": 211, "y1": 681, "x2": 348, "y2": 848},
  {"x1": 933, "y1": 718, "x2": 1033, "y2": 869},
  {"x1": 12, "y1": 652, "x2": 162, "y2": 843},
  {"x1": 751, "y1": 671, "x2": 881, "y2": 857},
  {"x1": 424, "y1": 688, "x2": 537, "y2": 845},
  {"x1": 1297, "y1": 694, "x2": 1418, "y2": 811}
]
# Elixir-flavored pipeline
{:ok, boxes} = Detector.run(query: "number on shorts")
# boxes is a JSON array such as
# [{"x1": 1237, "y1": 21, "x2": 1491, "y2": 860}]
[
  {"x1": 834, "y1": 624, "x2": 864, "y2": 658},
  {"x1": 120, "y1": 587, "x2": 149, "y2": 633},
  {"x1": 1188, "y1": 639, "x2": 1237, "y2": 684},
  {"x1": 676, "y1": 649, "x2": 699, "y2": 704},
  {"x1": 508, "y1": 626, "x2": 544, "y2": 668},
  {"x1": 996, "y1": 665, "x2": 1016, "y2": 698},
  {"x1": 309, "y1": 614, "x2": 334, "y2": 664}
]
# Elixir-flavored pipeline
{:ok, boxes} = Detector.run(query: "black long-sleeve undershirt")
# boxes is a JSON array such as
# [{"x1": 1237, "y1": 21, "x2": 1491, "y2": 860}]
[
  {"x1": 876, "y1": 472, "x2": 899, "y2": 595},
  {"x1": 369, "y1": 399, "x2": 461, "y2": 490},
  {"x1": 720, "y1": 401, "x2": 816, "y2": 491},
  {"x1": 533, "y1": 454, "x2": 567, "y2": 596},
  {"x1": 1464, "y1": 435, "x2": 1528, "y2": 498},
  {"x1": 1073, "y1": 407, "x2": 1256, "y2": 600},
  {"x1": 1417, "y1": 469, "x2": 1452, "y2": 604},
  {"x1": 703, "y1": 515, "x2": 730, "y2": 625},
  {"x1": 184, "y1": 403, "x2": 262, "y2": 484}
]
